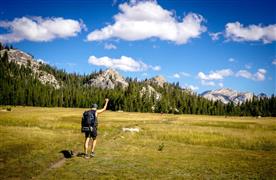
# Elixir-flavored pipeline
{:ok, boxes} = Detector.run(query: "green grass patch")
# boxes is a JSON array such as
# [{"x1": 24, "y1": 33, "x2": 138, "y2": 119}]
[{"x1": 0, "y1": 106, "x2": 275, "y2": 179}]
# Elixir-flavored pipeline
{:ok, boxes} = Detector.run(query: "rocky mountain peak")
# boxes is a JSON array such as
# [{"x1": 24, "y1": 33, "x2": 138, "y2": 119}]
[
  {"x1": 0, "y1": 49, "x2": 60, "y2": 89},
  {"x1": 1, "y1": 49, "x2": 36, "y2": 66},
  {"x1": 87, "y1": 68, "x2": 129, "y2": 89},
  {"x1": 201, "y1": 88, "x2": 253, "y2": 104}
]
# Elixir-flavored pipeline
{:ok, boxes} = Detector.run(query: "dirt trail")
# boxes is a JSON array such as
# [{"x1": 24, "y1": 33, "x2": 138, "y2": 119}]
[
  {"x1": 49, "y1": 158, "x2": 66, "y2": 169},
  {"x1": 33, "y1": 158, "x2": 66, "y2": 179},
  {"x1": 34, "y1": 151, "x2": 84, "y2": 179}
]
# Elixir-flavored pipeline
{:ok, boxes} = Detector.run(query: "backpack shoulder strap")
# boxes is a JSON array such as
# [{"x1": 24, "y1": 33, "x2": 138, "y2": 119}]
[{"x1": 91, "y1": 110, "x2": 96, "y2": 115}]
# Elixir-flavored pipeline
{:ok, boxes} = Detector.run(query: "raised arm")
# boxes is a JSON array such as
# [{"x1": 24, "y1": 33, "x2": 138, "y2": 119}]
[{"x1": 97, "y1": 98, "x2": 109, "y2": 114}]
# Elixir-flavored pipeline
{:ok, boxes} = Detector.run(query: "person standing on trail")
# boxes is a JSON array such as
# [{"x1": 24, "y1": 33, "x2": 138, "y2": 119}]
[{"x1": 81, "y1": 98, "x2": 109, "y2": 159}]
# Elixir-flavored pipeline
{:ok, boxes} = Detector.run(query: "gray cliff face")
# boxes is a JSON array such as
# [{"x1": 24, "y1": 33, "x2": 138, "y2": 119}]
[
  {"x1": 140, "y1": 84, "x2": 162, "y2": 101},
  {"x1": 201, "y1": 88, "x2": 254, "y2": 104},
  {"x1": 0, "y1": 49, "x2": 60, "y2": 89},
  {"x1": 140, "y1": 75, "x2": 166, "y2": 101},
  {"x1": 86, "y1": 68, "x2": 129, "y2": 89}
]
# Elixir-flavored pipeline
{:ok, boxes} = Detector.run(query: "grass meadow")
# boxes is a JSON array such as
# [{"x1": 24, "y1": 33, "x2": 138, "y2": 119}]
[{"x1": 0, "y1": 106, "x2": 275, "y2": 179}]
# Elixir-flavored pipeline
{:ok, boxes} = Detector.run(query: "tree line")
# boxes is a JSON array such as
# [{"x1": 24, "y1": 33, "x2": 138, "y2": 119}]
[{"x1": 0, "y1": 44, "x2": 275, "y2": 116}]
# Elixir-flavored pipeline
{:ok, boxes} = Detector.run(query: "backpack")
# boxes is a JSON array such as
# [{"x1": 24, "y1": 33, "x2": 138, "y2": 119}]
[{"x1": 81, "y1": 110, "x2": 97, "y2": 132}]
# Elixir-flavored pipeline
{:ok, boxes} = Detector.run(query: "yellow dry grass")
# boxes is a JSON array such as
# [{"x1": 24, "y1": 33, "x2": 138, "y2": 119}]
[{"x1": 0, "y1": 106, "x2": 275, "y2": 179}]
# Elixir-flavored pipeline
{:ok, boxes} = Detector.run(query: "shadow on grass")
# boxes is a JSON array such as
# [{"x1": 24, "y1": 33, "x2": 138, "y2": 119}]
[
  {"x1": 59, "y1": 150, "x2": 86, "y2": 158},
  {"x1": 59, "y1": 150, "x2": 73, "y2": 158}
]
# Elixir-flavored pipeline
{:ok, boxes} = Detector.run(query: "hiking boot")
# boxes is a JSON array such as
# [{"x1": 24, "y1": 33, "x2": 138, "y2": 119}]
[
  {"x1": 90, "y1": 152, "x2": 95, "y2": 157},
  {"x1": 84, "y1": 154, "x2": 89, "y2": 159}
]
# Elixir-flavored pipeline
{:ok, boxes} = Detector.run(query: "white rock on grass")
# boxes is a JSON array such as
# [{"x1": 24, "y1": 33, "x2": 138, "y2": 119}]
[{"x1": 122, "y1": 127, "x2": 140, "y2": 133}]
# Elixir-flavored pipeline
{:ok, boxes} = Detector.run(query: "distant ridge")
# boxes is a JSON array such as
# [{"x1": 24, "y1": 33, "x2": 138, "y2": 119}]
[{"x1": 201, "y1": 88, "x2": 254, "y2": 104}]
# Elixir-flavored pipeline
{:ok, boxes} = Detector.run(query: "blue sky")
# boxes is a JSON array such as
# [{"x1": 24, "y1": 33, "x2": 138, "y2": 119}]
[{"x1": 0, "y1": 0, "x2": 275, "y2": 95}]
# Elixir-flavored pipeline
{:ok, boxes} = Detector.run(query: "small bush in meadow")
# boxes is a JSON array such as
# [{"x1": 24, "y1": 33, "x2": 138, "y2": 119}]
[{"x1": 158, "y1": 142, "x2": 164, "y2": 151}]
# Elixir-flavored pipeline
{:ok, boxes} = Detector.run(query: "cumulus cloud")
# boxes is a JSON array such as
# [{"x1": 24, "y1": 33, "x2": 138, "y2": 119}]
[
  {"x1": 87, "y1": 1, "x2": 206, "y2": 44},
  {"x1": 225, "y1": 22, "x2": 276, "y2": 43},
  {"x1": 198, "y1": 69, "x2": 234, "y2": 87},
  {"x1": 236, "y1": 69, "x2": 266, "y2": 81},
  {"x1": 172, "y1": 71, "x2": 190, "y2": 78},
  {"x1": 209, "y1": 32, "x2": 222, "y2": 41},
  {"x1": 272, "y1": 59, "x2": 276, "y2": 65},
  {"x1": 88, "y1": 55, "x2": 160, "y2": 72},
  {"x1": 104, "y1": 43, "x2": 117, "y2": 50},
  {"x1": 0, "y1": 16, "x2": 85, "y2": 43},
  {"x1": 184, "y1": 84, "x2": 199, "y2": 91},
  {"x1": 236, "y1": 70, "x2": 252, "y2": 79},
  {"x1": 198, "y1": 69, "x2": 233, "y2": 81}
]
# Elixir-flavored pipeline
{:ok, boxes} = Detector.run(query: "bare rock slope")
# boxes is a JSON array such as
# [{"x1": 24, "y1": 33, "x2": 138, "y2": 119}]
[
  {"x1": 0, "y1": 49, "x2": 60, "y2": 89},
  {"x1": 201, "y1": 88, "x2": 253, "y2": 104},
  {"x1": 86, "y1": 68, "x2": 129, "y2": 89},
  {"x1": 140, "y1": 84, "x2": 162, "y2": 101}
]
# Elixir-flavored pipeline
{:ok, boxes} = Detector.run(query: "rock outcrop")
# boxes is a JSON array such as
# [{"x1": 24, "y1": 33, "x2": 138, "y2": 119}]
[
  {"x1": 86, "y1": 68, "x2": 129, "y2": 89},
  {"x1": 201, "y1": 88, "x2": 253, "y2": 104},
  {"x1": 140, "y1": 84, "x2": 162, "y2": 101},
  {"x1": 0, "y1": 49, "x2": 60, "y2": 89},
  {"x1": 146, "y1": 75, "x2": 166, "y2": 88}
]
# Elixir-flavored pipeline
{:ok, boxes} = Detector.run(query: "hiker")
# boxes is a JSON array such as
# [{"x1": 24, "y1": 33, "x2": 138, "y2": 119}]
[{"x1": 81, "y1": 98, "x2": 109, "y2": 159}]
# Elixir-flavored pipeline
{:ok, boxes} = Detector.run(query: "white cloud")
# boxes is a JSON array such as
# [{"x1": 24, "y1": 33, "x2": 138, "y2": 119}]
[
  {"x1": 173, "y1": 73, "x2": 180, "y2": 78},
  {"x1": 198, "y1": 69, "x2": 233, "y2": 80},
  {"x1": 201, "y1": 80, "x2": 215, "y2": 86},
  {"x1": 228, "y1": 58, "x2": 235, "y2": 62},
  {"x1": 104, "y1": 43, "x2": 117, "y2": 50},
  {"x1": 225, "y1": 22, "x2": 276, "y2": 43},
  {"x1": 236, "y1": 70, "x2": 252, "y2": 79},
  {"x1": 255, "y1": 69, "x2": 266, "y2": 81},
  {"x1": 87, "y1": 1, "x2": 206, "y2": 44},
  {"x1": 272, "y1": 59, "x2": 276, "y2": 65},
  {"x1": 218, "y1": 82, "x2": 224, "y2": 87},
  {"x1": 184, "y1": 84, "x2": 199, "y2": 91},
  {"x1": 209, "y1": 32, "x2": 222, "y2": 41},
  {"x1": 236, "y1": 69, "x2": 266, "y2": 81},
  {"x1": 172, "y1": 71, "x2": 190, "y2": 78},
  {"x1": 88, "y1": 55, "x2": 160, "y2": 72},
  {"x1": 0, "y1": 16, "x2": 85, "y2": 43}
]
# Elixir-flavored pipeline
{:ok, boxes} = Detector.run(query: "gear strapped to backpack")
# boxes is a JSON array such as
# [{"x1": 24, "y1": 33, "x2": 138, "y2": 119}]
[{"x1": 81, "y1": 110, "x2": 97, "y2": 133}]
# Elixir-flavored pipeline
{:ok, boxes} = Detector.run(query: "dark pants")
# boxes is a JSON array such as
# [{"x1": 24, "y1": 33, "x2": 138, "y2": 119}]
[{"x1": 85, "y1": 127, "x2": 97, "y2": 140}]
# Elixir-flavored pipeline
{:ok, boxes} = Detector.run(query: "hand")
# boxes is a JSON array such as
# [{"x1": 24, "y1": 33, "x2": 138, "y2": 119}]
[{"x1": 105, "y1": 98, "x2": 109, "y2": 102}]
